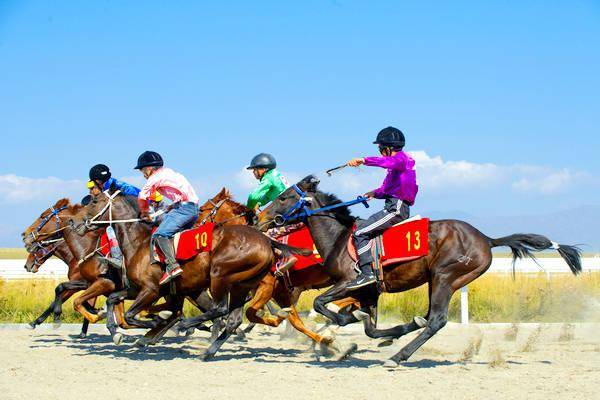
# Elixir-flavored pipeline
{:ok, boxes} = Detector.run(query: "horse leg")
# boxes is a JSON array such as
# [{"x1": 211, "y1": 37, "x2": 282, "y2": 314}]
[
  {"x1": 123, "y1": 287, "x2": 162, "y2": 330},
  {"x1": 105, "y1": 289, "x2": 130, "y2": 343},
  {"x1": 245, "y1": 277, "x2": 283, "y2": 327},
  {"x1": 78, "y1": 297, "x2": 98, "y2": 338},
  {"x1": 73, "y1": 279, "x2": 114, "y2": 323},
  {"x1": 138, "y1": 296, "x2": 186, "y2": 347},
  {"x1": 387, "y1": 279, "x2": 454, "y2": 366},
  {"x1": 203, "y1": 287, "x2": 250, "y2": 361},
  {"x1": 312, "y1": 281, "x2": 357, "y2": 325},
  {"x1": 30, "y1": 280, "x2": 86, "y2": 328}
]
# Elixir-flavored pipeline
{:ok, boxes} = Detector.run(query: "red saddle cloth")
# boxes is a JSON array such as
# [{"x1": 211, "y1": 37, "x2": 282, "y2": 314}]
[
  {"x1": 348, "y1": 217, "x2": 430, "y2": 267},
  {"x1": 100, "y1": 233, "x2": 110, "y2": 257},
  {"x1": 272, "y1": 226, "x2": 323, "y2": 272},
  {"x1": 152, "y1": 223, "x2": 215, "y2": 263}
]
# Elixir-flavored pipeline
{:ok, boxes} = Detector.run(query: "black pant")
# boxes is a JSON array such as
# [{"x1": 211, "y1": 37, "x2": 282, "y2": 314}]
[{"x1": 353, "y1": 198, "x2": 410, "y2": 267}]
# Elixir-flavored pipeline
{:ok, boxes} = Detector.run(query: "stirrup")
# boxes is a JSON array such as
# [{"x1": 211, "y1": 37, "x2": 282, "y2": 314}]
[
  {"x1": 99, "y1": 256, "x2": 123, "y2": 269},
  {"x1": 275, "y1": 257, "x2": 297, "y2": 277}
]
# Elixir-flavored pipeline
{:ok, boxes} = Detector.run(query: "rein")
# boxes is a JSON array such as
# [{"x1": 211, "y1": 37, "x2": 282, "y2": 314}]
[
  {"x1": 274, "y1": 185, "x2": 370, "y2": 226},
  {"x1": 199, "y1": 198, "x2": 227, "y2": 225}
]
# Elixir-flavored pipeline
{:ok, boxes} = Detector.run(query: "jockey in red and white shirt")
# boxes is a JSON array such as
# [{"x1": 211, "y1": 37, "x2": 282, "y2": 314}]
[{"x1": 135, "y1": 151, "x2": 199, "y2": 285}]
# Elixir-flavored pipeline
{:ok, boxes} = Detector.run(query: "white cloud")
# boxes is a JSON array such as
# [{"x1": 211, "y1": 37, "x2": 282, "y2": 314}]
[
  {"x1": 512, "y1": 169, "x2": 589, "y2": 195},
  {"x1": 0, "y1": 174, "x2": 84, "y2": 205}
]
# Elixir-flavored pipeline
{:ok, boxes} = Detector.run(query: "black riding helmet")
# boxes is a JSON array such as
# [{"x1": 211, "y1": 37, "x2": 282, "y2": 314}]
[
  {"x1": 373, "y1": 126, "x2": 406, "y2": 149},
  {"x1": 89, "y1": 164, "x2": 112, "y2": 183},
  {"x1": 247, "y1": 153, "x2": 277, "y2": 170},
  {"x1": 135, "y1": 151, "x2": 164, "y2": 170}
]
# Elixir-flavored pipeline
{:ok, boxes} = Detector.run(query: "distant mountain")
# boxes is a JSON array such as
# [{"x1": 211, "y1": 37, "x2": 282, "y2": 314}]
[{"x1": 423, "y1": 205, "x2": 600, "y2": 251}]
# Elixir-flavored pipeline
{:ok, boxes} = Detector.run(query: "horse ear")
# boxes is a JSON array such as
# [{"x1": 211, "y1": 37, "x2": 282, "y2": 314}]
[
  {"x1": 55, "y1": 198, "x2": 70, "y2": 208},
  {"x1": 298, "y1": 175, "x2": 320, "y2": 192},
  {"x1": 81, "y1": 195, "x2": 92, "y2": 206}
]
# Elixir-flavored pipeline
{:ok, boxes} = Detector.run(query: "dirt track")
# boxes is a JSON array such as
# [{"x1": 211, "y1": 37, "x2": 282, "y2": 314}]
[{"x1": 0, "y1": 323, "x2": 598, "y2": 400}]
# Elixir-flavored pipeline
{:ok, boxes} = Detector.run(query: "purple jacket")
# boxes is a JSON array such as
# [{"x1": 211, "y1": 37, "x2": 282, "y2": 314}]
[{"x1": 363, "y1": 151, "x2": 418, "y2": 205}]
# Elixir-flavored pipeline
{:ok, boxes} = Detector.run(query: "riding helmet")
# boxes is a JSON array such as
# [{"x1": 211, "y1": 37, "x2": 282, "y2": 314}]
[
  {"x1": 135, "y1": 151, "x2": 164, "y2": 170},
  {"x1": 89, "y1": 164, "x2": 112, "y2": 183},
  {"x1": 373, "y1": 126, "x2": 406, "y2": 149},
  {"x1": 247, "y1": 153, "x2": 277, "y2": 170}
]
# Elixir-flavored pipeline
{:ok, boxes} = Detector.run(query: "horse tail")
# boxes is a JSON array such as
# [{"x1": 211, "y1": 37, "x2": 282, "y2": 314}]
[
  {"x1": 489, "y1": 234, "x2": 582, "y2": 276},
  {"x1": 269, "y1": 239, "x2": 313, "y2": 258}
]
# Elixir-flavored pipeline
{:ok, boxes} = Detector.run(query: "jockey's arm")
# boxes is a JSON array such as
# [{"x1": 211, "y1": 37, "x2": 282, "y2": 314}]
[{"x1": 247, "y1": 179, "x2": 272, "y2": 210}]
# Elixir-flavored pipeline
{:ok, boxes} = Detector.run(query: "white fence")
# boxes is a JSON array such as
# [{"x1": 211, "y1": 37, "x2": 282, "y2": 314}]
[
  {"x1": 3, "y1": 257, "x2": 599, "y2": 281},
  {"x1": 2, "y1": 257, "x2": 599, "y2": 324}
]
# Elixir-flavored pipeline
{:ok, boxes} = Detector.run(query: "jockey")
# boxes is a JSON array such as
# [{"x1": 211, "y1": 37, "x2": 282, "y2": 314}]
[
  {"x1": 246, "y1": 153, "x2": 289, "y2": 211},
  {"x1": 246, "y1": 153, "x2": 298, "y2": 275},
  {"x1": 88, "y1": 164, "x2": 140, "y2": 197},
  {"x1": 345, "y1": 126, "x2": 418, "y2": 290},
  {"x1": 135, "y1": 151, "x2": 199, "y2": 285},
  {"x1": 87, "y1": 164, "x2": 141, "y2": 270}
]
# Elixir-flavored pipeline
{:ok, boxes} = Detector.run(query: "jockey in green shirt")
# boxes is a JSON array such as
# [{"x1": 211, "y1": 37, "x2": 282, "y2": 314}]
[
  {"x1": 246, "y1": 153, "x2": 298, "y2": 276},
  {"x1": 246, "y1": 153, "x2": 289, "y2": 211}
]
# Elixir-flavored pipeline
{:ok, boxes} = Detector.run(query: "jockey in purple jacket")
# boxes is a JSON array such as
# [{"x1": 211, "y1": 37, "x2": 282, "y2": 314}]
[{"x1": 345, "y1": 126, "x2": 419, "y2": 290}]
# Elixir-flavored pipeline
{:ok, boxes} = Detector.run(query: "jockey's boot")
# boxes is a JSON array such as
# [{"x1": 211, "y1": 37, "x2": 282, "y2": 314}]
[
  {"x1": 346, "y1": 262, "x2": 376, "y2": 290},
  {"x1": 155, "y1": 236, "x2": 183, "y2": 285}
]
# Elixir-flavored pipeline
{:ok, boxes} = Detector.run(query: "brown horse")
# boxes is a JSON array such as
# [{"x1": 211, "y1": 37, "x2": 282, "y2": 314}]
[
  {"x1": 21, "y1": 189, "x2": 250, "y2": 338},
  {"x1": 22, "y1": 199, "x2": 101, "y2": 337},
  {"x1": 258, "y1": 175, "x2": 583, "y2": 366},
  {"x1": 75, "y1": 188, "x2": 310, "y2": 359}
]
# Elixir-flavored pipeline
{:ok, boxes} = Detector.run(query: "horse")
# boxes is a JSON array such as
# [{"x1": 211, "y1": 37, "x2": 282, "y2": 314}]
[
  {"x1": 21, "y1": 189, "x2": 251, "y2": 339},
  {"x1": 22, "y1": 199, "x2": 100, "y2": 337},
  {"x1": 257, "y1": 175, "x2": 583, "y2": 366},
  {"x1": 75, "y1": 188, "x2": 311, "y2": 359}
]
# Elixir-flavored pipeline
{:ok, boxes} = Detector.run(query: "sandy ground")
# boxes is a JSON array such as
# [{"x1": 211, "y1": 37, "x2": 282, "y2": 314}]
[{"x1": 0, "y1": 322, "x2": 598, "y2": 400}]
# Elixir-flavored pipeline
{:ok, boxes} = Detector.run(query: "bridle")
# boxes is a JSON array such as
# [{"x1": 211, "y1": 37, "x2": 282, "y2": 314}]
[
  {"x1": 199, "y1": 198, "x2": 227, "y2": 225},
  {"x1": 27, "y1": 205, "x2": 68, "y2": 243},
  {"x1": 25, "y1": 205, "x2": 69, "y2": 268},
  {"x1": 272, "y1": 185, "x2": 370, "y2": 226}
]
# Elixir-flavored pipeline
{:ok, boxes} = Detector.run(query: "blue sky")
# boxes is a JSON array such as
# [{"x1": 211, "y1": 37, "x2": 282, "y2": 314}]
[{"x1": 1, "y1": 1, "x2": 599, "y2": 247}]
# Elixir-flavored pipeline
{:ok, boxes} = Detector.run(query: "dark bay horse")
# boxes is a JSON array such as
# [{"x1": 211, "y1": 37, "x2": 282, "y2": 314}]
[
  {"x1": 76, "y1": 189, "x2": 310, "y2": 359},
  {"x1": 258, "y1": 175, "x2": 583, "y2": 366}
]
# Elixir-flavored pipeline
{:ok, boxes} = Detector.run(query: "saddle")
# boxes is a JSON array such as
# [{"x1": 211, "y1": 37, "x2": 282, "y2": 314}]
[
  {"x1": 152, "y1": 222, "x2": 215, "y2": 263},
  {"x1": 347, "y1": 216, "x2": 430, "y2": 267},
  {"x1": 271, "y1": 226, "x2": 322, "y2": 273}
]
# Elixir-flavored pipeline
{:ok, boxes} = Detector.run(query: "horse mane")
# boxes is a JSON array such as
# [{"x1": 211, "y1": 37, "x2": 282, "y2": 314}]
[
  {"x1": 121, "y1": 194, "x2": 141, "y2": 212},
  {"x1": 213, "y1": 188, "x2": 250, "y2": 214},
  {"x1": 313, "y1": 191, "x2": 356, "y2": 226}
]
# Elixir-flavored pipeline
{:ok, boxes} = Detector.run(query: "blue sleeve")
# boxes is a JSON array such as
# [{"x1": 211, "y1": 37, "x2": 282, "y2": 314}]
[{"x1": 113, "y1": 180, "x2": 141, "y2": 197}]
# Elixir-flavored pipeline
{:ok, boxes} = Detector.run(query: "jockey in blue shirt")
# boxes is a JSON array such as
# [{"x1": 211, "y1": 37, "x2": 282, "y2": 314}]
[
  {"x1": 87, "y1": 164, "x2": 141, "y2": 271},
  {"x1": 88, "y1": 164, "x2": 140, "y2": 197}
]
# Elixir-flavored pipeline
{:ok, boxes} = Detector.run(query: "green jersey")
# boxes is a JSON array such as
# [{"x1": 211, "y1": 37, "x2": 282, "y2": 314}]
[{"x1": 247, "y1": 168, "x2": 289, "y2": 209}]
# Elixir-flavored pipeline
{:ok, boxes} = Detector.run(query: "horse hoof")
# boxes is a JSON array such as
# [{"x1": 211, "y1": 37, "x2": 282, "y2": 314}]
[
  {"x1": 78, "y1": 332, "x2": 87, "y2": 339},
  {"x1": 277, "y1": 308, "x2": 292, "y2": 319},
  {"x1": 378, "y1": 339, "x2": 394, "y2": 348},
  {"x1": 97, "y1": 309, "x2": 107, "y2": 320},
  {"x1": 134, "y1": 338, "x2": 148, "y2": 348},
  {"x1": 202, "y1": 352, "x2": 215, "y2": 362},
  {"x1": 383, "y1": 359, "x2": 399, "y2": 368},
  {"x1": 52, "y1": 322, "x2": 62, "y2": 330},
  {"x1": 158, "y1": 311, "x2": 173, "y2": 320},
  {"x1": 336, "y1": 343, "x2": 358, "y2": 361},
  {"x1": 352, "y1": 310, "x2": 369, "y2": 321},
  {"x1": 113, "y1": 333, "x2": 124, "y2": 346},
  {"x1": 27, "y1": 322, "x2": 36, "y2": 330},
  {"x1": 326, "y1": 303, "x2": 341, "y2": 313},
  {"x1": 414, "y1": 316, "x2": 427, "y2": 328},
  {"x1": 321, "y1": 336, "x2": 335, "y2": 346}
]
